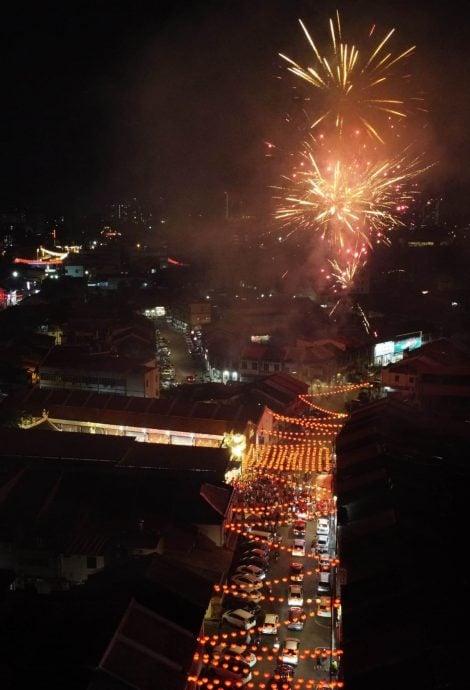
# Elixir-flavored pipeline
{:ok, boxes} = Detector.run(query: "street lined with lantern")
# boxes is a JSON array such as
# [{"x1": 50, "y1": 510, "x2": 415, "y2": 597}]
[{"x1": 189, "y1": 382, "x2": 356, "y2": 688}]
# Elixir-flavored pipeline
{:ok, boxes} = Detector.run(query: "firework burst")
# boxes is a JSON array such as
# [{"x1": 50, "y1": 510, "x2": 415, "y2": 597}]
[
  {"x1": 280, "y1": 11, "x2": 424, "y2": 143},
  {"x1": 275, "y1": 142, "x2": 428, "y2": 250}
]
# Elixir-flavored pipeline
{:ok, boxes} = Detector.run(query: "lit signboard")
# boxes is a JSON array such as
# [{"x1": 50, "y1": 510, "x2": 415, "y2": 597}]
[
  {"x1": 374, "y1": 341, "x2": 394, "y2": 357},
  {"x1": 394, "y1": 336, "x2": 422, "y2": 353},
  {"x1": 374, "y1": 334, "x2": 422, "y2": 365}
]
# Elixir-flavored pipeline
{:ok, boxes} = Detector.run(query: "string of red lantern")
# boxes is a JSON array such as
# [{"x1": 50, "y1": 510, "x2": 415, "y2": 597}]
[{"x1": 301, "y1": 382, "x2": 372, "y2": 398}]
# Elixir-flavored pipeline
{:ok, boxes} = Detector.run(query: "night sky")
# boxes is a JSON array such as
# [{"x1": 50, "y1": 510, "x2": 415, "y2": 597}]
[{"x1": 1, "y1": 0, "x2": 469, "y2": 218}]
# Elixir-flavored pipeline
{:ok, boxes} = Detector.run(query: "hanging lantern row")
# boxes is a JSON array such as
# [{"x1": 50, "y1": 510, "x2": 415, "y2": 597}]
[
  {"x1": 189, "y1": 674, "x2": 344, "y2": 688},
  {"x1": 269, "y1": 414, "x2": 344, "y2": 429},
  {"x1": 248, "y1": 444, "x2": 331, "y2": 473},
  {"x1": 269, "y1": 411, "x2": 344, "y2": 429},
  {"x1": 296, "y1": 398, "x2": 349, "y2": 418},
  {"x1": 236, "y1": 469, "x2": 315, "y2": 489},
  {"x1": 232, "y1": 501, "x2": 291, "y2": 514},
  {"x1": 216, "y1": 584, "x2": 341, "y2": 609},
  {"x1": 226, "y1": 510, "x2": 335, "y2": 534},
  {"x1": 195, "y1": 646, "x2": 342, "y2": 666},
  {"x1": 194, "y1": 645, "x2": 344, "y2": 660},
  {"x1": 198, "y1": 634, "x2": 343, "y2": 660},
  {"x1": 258, "y1": 428, "x2": 339, "y2": 441},
  {"x1": 245, "y1": 467, "x2": 328, "y2": 487},
  {"x1": 301, "y1": 382, "x2": 372, "y2": 398},
  {"x1": 219, "y1": 591, "x2": 318, "y2": 609}
]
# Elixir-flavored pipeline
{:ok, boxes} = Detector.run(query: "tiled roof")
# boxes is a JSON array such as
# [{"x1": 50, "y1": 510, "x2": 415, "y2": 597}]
[
  {"x1": 99, "y1": 599, "x2": 194, "y2": 690},
  {"x1": 5, "y1": 386, "x2": 259, "y2": 436},
  {"x1": 40, "y1": 346, "x2": 150, "y2": 374},
  {"x1": 0, "y1": 429, "x2": 231, "y2": 552},
  {"x1": 200, "y1": 482, "x2": 233, "y2": 516}
]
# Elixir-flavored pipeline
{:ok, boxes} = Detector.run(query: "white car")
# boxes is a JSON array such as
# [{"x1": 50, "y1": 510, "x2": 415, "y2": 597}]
[
  {"x1": 212, "y1": 644, "x2": 257, "y2": 668},
  {"x1": 292, "y1": 539, "x2": 306, "y2": 557},
  {"x1": 261, "y1": 612, "x2": 280, "y2": 635},
  {"x1": 222, "y1": 608, "x2": 257, "y2": 630},
  {"x1": 315, "y1": 534, "x2": 329, "y2": 554},
  {"x1": 280, "y1": 637, "x2": 300, "y2": 665},
  {"x1": 317, "y1": 571, "x2": 331, "y2": 594},
  {"x1": 287, "y1": 584, "x2": 304, "y2": 607},
  {"x1": 316, "y1": 518, "x2": 330, "y2": 535},
  {"x1": 235, "y1": 564, "x2": 266, "y2": 580},
  {"x1": 318, "y1": 554, "x2": 331, "y2": 571},
  {"x1": 230, "y1": 573, "x2": 264, "y2": 591},
  {"x1": 316, "y1": 596, "x2": 332, "y2": 618}
]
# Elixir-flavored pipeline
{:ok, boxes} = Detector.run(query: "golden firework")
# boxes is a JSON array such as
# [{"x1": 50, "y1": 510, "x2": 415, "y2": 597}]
[
  {"x1": 275, "y1": 143, "x2": 427, "y2": 249},
  {"x1": 280, "y1": 11, "x2": 423, "y2": 142}
]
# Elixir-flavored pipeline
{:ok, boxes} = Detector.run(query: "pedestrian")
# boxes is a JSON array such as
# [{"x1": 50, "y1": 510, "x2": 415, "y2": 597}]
[
  {"x1": 330, "y1": 658, "x2": 339, "y2": 677},
  {"x1": 316, "y1": 653, "x2": 322, "y2": 668}
]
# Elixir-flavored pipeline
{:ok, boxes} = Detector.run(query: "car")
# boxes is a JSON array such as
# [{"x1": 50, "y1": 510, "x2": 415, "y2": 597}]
[
  {"x1": 240, "y1": 539, "x2": 271, "y2": 558},
  {"x1": 226, "y1": 588, "x2": 263, "y2": 604},
  {"x1": 289, "y1": 562, "x2": 304, "y2": 583},
  {"x1": 221, "y1": 608, "x2": 257, "y2": 630},
  {"x1": 286, "y1": 607, "x2": 306, "y2": 631},
  {"x1": 212, "y1": 644, "x2": 257, "y2": 668},
  {"x1": 318, "y1": 554, "x2": 331, "y2": 571},
  {"x1": 267, "y1": 679, "x2": 292, "y2": 690},
  {"x1": 316, "y1": 518, "x2": 330, "y2": 535},
  {"x1": 260, "y1": 612, "x2": 280, "y2": 635},
  {"x1": 222, "y1": 596, "x2": 263, "y2": 617},
  {"x1": 315, "y1": 534, "x2": 329, "y2": 554},
  {"x1": 287, "y1": 584, "x2": 304, "y2": 607},
  {"x1": 246, "y1": 528, "x2": 275, "y2": 543},
  {"x1": 230, "y1": 573, "x2": 264, "y2": 591},
  {"x1": 273, "y1": 663, "x2": 295, "y2": 681},
  {"x1": 240, "y1": 537, "x2": 271, "y2": 552},
  {"x1": 293, "y1": 519, "x2": 306, "y2": 537},
  {"x1": 186, "y1": 375, "x2": 195, "y2": 383},
  {"x1": 240, "y1": 547, "x2": 270, "y2": 561},
  {"x1": 237, "y1": 555, "x2": 270, "y2": 570},
  {"x1": 269, "y1": 663, "x2": 294, "y2": 689},
  {"x1": 292, "y1": 539, "x2": 306, "y2": 557},
  {"x1": 317, "y1": 571, "x2": 331, "y2": 594},
  {"x1": 295, "y1": 502, "x2": 309, "y2": 520},
  {"x1": 280, "y1": 637, "x2": 300, "y2": 666},
  {"x1": 235, "y1": 564, "x2": 266, "y2": 580},
  {"x1": 316, "y1": 596, "x2": 332, "y2": 618},
  {"x1": 208, "y1": 656, "x2": 252, "y2": 685}
]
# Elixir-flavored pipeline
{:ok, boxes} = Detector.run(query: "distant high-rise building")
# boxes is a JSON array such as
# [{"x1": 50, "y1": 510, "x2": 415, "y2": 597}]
[{"x1": 105, "y1": 197, "x2": 153, "y2": 227}]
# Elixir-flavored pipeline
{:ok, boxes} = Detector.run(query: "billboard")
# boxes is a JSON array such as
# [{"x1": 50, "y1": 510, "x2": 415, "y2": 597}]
[{"x1": 374, "y1": 333, "x2": 422, "y2": 365}]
